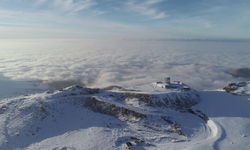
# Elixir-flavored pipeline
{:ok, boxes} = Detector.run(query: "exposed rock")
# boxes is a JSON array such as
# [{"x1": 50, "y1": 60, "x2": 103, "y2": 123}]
[
  {"x1": 223, "y1": 81, "x2": 250, "y2": 95},
  {"x1": 228, "y1": 68, "x2": 250, "y2": 78},
  {"x1": 83, "y1": 97, "x2": 147, "y2": 120}
]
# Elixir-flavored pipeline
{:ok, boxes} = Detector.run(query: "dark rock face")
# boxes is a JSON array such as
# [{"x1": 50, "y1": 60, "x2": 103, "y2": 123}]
[
  {"x1": 82, "y1": 97, "x2": 187, "y2": 136},
  {"x1": 223, "y1": 83, "x2": 239, "y2": 93},
  {"x1": 228, "y1": 68, "x2": 250, "y2": 78},
  {"x1": 83, "y1": 97, "x2": 147, "y2": 119}
]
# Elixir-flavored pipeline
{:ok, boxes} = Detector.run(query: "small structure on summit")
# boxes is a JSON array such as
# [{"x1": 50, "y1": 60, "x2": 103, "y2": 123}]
[
  {"x1": 125, "y1": 142, "x2": 132, "y2": 149},
  {"x1": 154, "y1": 77, "x2": 171, "y2": 89},
  {"x1": 154, "y1": 77, "x2": 178, "y2": 89},
  {"x1": 164, "y1": 77, "x2": 171, "y2": 84},
  {"x1": 153, "y1": 77, "x2": 190, "y2": 91}
]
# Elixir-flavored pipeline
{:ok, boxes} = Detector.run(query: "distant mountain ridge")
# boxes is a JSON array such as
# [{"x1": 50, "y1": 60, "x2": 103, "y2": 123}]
[{"x1": 228, "y1": 68, "x2": 250, "y2": 78}]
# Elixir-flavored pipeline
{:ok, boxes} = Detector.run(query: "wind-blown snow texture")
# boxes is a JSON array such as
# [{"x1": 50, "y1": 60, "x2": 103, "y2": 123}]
[{"x1": 0, "y1": 82, "x2": 249, "y2": 150}]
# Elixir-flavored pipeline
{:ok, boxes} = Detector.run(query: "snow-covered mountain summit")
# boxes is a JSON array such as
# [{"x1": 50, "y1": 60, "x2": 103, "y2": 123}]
[{"x1": 0, "y1": 82, "x2": 250, "y2": 150}]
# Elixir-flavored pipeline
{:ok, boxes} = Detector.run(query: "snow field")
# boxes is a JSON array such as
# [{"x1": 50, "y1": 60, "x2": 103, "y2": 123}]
[{"x1": 0, "y1": 84, "x2": 250, "y2": 150}]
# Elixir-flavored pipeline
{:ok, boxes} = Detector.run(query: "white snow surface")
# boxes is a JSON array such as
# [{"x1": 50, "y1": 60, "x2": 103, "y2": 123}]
[{"x1": 0, "y1": 84, "x2": 249, "y2": 150}]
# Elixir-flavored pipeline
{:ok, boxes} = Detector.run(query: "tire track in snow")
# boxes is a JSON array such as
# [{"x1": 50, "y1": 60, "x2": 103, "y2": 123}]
[
  {"x1": 154, "y1": 119, "x2": 221, "y2": 150},
  {"x1": 211, "y1": 122, "x2": 226, "y2": 150},
  {"x1": 184, "y1": 91, "x2": 225, "y2": 150}
]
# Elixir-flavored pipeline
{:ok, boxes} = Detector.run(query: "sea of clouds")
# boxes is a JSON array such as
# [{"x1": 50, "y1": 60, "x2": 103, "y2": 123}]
[{"x1": 0, "y1": 39, "x2": 249, "y2": 93}]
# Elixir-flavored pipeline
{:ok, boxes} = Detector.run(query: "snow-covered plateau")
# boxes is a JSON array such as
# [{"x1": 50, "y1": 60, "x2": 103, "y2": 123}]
[{"x1": 0, "y1": 81, "x2": 250, "y2": 150}]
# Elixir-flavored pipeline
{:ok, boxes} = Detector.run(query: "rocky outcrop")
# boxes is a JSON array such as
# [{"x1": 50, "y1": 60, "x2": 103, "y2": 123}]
[
  {"x1": 223, "y1": 81, "x2": 250, "y2": 95},
  {"x1": 119, "y1": 91, "x2": 200, "y2": 111},
  {"x1": 83, "y1": 97, "x2": 147, "y2": 120}
]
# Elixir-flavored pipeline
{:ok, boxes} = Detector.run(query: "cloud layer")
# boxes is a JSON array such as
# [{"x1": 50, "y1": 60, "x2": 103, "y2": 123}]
[{"x1": 0, "y1": 39, "x2": 249, "y2": 90}]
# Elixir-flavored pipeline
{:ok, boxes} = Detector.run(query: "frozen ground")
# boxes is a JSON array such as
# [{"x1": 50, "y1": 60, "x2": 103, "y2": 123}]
[{"x1": 0, "y1": 83, "x2": 249, "y2": 150}]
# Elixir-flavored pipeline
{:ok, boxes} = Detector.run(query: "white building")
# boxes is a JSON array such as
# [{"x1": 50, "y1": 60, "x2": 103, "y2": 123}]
[
  {"x1": 164, "y1": 77, "x2": 171, "y2": 84},
  {"x1": 154, "y1": 77, "x2": 171, "y2": 89}
]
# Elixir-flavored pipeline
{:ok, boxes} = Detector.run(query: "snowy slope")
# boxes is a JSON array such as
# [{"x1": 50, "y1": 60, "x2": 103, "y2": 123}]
[
  {"x1": 0, "y1": 83, "x2": 249, "y2": 150},
  {"x1": 196, "y1": 91, "x2": 250, "y2": 150}
]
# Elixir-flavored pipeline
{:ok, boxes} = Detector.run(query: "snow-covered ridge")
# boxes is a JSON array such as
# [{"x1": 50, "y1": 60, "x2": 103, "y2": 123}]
[
  {"x1": 0, "y1": 83, "x2": 204, "y2": 150},
  {"x1": 1, "y1": 82, "x2": 250, "y2": 150}
]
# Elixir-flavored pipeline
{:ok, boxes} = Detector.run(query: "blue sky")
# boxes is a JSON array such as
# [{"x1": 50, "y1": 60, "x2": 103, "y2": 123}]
[{"x1": 0, "y1": 0, "x2": 250, "y2": 40}]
